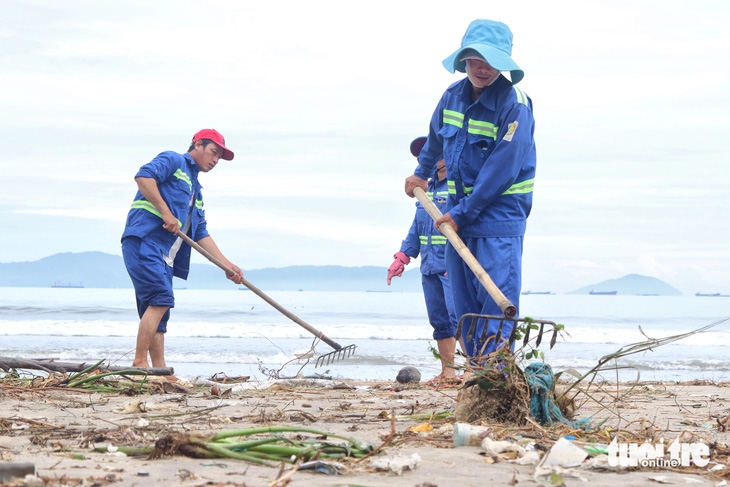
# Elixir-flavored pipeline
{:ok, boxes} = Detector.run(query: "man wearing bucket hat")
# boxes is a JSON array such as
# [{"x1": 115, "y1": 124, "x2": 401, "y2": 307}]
[
  {"x1": 388, "y1": 136, "x2": 461, "y2": 382},
  {"x1": 404, "y1": 20, "x2": 536, "y2": 359},
  {"x1": 121, "y1": 129, "x2": 244, "y2": 381}
]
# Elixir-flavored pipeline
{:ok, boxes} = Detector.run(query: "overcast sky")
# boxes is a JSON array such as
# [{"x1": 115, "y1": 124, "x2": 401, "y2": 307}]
[{"x1": 2, "y1": 0, "x2": 729, "y2": 294}]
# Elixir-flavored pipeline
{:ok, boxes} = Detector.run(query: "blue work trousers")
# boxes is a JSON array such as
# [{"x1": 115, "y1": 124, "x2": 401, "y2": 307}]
[
  {"x1": 421, "y1": 272, "x2": 458, "y2": 340},
  {"x1": 446, "y1": 236, "x2": 523, "y2": 357},
  {"x1": 121, "y1": 236, "x2": 174, "y2": 333}
]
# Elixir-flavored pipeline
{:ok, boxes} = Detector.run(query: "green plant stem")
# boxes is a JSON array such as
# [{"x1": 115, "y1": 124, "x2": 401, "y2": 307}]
[
  {"x1": 209, "y1": 426, "x2": 346, "y2": 442},
  {"x1": 68, "y1": 369, "x2": 147, "y2": 388},
  {"x1": 203, "y1": 443, "x2": 275, "y2": 464},
  {"x1": 219, "y1": 437, "x2": 293, "y2": 451},
  {"x1": 65, "y1": 359, "x2": 106, "y2": 384}
]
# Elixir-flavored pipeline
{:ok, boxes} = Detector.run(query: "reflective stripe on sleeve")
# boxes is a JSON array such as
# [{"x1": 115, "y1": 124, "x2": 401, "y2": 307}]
[
  {"x1": 448, "y1": 180, "x2": 533, "y2": 197},
  {"x1": 130, "y1": 200, "x2": 183, "y2": 227},
  {"x1": 502, "y1": 178, "x2": 534, "y2": 195},
  {"x1": 420, "y1": 235, "x2": 448, "y2": 245},
  {"x1": 513, "y1": 86, "x2": 529, "y2": 107}
]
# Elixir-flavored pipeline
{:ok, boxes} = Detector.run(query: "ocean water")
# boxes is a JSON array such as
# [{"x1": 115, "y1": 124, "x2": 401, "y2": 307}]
[{"x1": 1, "y1": 287, "x2": 729, "y2": 383}]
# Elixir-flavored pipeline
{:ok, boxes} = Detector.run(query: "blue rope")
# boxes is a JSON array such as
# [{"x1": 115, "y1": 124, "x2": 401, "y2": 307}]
[{"x1": 524, "y1": 363, "x2": 591, "y2": 430}]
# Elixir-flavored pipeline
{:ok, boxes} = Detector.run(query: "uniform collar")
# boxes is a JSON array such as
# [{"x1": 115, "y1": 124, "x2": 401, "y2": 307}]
[
  {"x1": 184, "y1": 152, "x2": 201, "y2": 176},
  {"x1": 461, "y1": 74, "x2": 509, "y2": 110}
]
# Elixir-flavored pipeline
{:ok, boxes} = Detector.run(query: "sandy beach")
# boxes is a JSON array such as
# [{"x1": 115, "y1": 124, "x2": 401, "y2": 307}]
[{"x1": 1, "y1": 374, "x2": 729, "y2": 487}]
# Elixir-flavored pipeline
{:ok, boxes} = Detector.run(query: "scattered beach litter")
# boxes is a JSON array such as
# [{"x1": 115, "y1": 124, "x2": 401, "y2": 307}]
[{"x1": 2, "y1": 320, "x2": 730, "y2": 485}]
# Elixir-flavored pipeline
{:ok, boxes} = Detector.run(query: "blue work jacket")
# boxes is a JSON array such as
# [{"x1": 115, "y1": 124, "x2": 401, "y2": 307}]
[
  {"x1": 400, "y1": 177, "x2": 449, "y2": 275},
  {"x1": 415, "y1": 75, "x2": 536, "y2": 237},
  {"x1": 121, "y1": 151, "x2": 210, "y2": 279}
]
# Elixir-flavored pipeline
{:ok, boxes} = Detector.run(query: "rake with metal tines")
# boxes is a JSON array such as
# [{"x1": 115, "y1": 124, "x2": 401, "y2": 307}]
[
  {"x1": 457, "y1": 313, "x2": 561, "y2": 354},
  {"x1": 177, "y1": 232, "x2": 356, "y2": 367}
]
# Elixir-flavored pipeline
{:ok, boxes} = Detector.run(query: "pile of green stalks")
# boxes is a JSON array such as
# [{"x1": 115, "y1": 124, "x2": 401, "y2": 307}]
[
  {"x1": 61, "y1": 359, "x2": 151, "y2": 393},
  {"x1": 0, "y1": 359, "x2": 151, "y2": 393},
  {"x1": 94, "y1": 426, "x2": 375, "y2": 466}
]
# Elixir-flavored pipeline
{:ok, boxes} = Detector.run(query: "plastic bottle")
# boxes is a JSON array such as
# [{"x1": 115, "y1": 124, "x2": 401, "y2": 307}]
[
  {"x1": 0, "y1": 463, "x2": 36, "y2": 482},
  {"x1": 452, "y1": 423, "x2": 491, "y2": 447}
]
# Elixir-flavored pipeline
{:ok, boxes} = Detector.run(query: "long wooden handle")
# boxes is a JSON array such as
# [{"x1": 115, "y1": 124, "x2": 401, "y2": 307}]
[
  {"x1": 176, "y1": 232, "x2": 343, "y2": 351},
  {"x1": 413, "y1": 187, "x2": 516, "y2": 318}
]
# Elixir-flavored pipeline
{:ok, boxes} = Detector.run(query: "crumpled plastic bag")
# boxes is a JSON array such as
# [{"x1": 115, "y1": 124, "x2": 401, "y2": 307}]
[
  {"x1": 534, "y1": 437, "x2": 589, "y2": 480},
  {"x1": 538, "y1": 437, "x2": 588, "y2": 468},
  {"x1": 482, "y1": 437, "x2": 525, "y2": 455},
  {"x1": 369, "y1": 453, "x2": 421, "y2": 475}
]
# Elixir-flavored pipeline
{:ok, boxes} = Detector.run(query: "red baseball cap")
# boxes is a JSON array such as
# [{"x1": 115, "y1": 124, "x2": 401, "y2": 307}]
[{"x1": 192, "y1": 129, "x2": 234, "y2": 161}]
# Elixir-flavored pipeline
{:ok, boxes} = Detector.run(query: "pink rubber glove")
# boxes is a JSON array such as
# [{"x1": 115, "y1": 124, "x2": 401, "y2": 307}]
[{"x1": 387, "y1": 251, "x2": 411, "y2": 285}]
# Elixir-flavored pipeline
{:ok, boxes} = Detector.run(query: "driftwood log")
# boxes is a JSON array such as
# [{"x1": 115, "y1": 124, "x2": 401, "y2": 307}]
[{"x1": 0, "y1": 356, "x2": 173, "y2": 376}]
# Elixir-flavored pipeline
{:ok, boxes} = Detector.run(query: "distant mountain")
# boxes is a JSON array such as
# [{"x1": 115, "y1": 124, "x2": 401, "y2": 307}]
[
  {"x1": 0, "y1": 252, "x2": 422, "y2": 292},
  {"x1": 568, "y1": 274, "x2": 682, "y2": 296}
]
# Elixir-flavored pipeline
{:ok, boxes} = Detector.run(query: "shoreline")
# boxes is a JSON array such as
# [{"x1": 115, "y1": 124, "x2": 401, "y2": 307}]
[{"x1": 1, "y1": 376, "x2": 729, "y2": 486}]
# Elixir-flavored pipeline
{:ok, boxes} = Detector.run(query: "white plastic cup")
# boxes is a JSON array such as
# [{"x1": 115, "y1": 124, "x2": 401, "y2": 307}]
[{"x1": 453, "y1": 423, "x2": 491, "y2": 447}]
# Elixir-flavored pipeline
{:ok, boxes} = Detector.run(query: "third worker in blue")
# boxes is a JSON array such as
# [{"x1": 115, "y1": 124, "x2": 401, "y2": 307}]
[{"x1": 388, "y1": 137, "x2": 461, "y2": 381}]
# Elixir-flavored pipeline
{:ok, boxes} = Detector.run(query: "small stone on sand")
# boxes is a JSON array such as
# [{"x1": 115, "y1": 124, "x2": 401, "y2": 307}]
[{"x1": 396, "y1": 366, "x2": 421, "y2": 384}]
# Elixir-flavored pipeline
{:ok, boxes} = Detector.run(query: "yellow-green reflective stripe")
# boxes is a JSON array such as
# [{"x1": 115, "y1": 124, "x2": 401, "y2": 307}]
[
  {"x1": 443, "y1": 109, "x2": 464, "y2": 128},
  {"x1": 502, "y1": 178, "x2": 534, "y2": 195},
  {"x1": 513, "y1": 86, "x2": 528, "y2": 107},
  {"x1": 195, "y1": 200, "x2": 203, "y2": 209},
  {"x1": 131, "y1": 200, "x2": 161, "y2": 218},
  {"x1": 435, "y1": 191, "x2": 449, "y2": 197},
  {"x1": 467, "y1": 119, "x2": 498, "y2": 139},
  {"x1": 130, "y1": 200, "x2": 183, "y2": 227},
  {"x1": 174, "y1": 169, "x2": 192, "y2": 191},
  {"x1": 448, "y1": 180, "x2": 474, "y2": 196},
  {"x1": 420, "y1": 235, "x2": 447, "y2": 245},
  {"x1": 447, "y1": 179, "x2": 533, "y2": 197}
]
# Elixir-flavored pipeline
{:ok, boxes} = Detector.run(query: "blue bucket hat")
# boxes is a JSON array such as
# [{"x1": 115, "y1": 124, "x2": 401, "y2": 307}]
[{"x1": 442, "y1": 19, "x2": 524, "y2": 85}]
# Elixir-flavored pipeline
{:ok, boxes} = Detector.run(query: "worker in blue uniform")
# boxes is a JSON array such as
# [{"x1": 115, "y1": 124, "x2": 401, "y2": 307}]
[
  {"x1": 388, "y1": 136, "x2": 461, "y2": 381},
  {"x1": 121, "y1": 128, "x2": 244, "y2": 379},
  {"x1": 404, "y1": 19, "x2": 536, "y2": 359}
]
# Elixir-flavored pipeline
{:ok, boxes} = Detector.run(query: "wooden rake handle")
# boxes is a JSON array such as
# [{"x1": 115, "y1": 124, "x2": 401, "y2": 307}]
[
  {"x1": 176, "y1": 232, "x2": 344, "y2": 351},
  {"x1": 413, "y1": 186, "x2": 516, "y2": 318}
]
